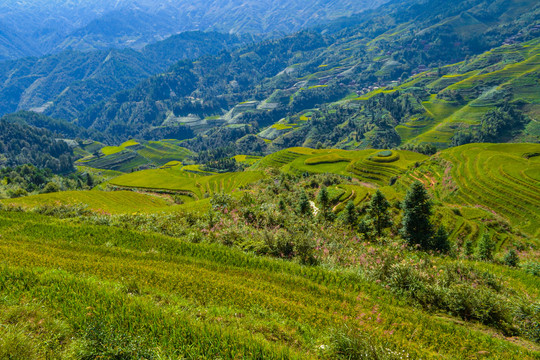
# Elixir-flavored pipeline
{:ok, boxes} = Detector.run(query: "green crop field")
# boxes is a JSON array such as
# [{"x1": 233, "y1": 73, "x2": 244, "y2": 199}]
[
  {"x1": 77, "y1": 140, "x2": 192, "y2": 172},
  {"x1": 438, "y1": 143, "x2": 540, "y2": 236},
  {"x1": 0, "y1": 210, "x2": 538, "y2": 359},
  {"x1": 0, "y1": 190, "x2": 174, "y2": 214},
  {"x1": 250, "y1": 144, "x2": 540, "y2": 247},
  {"x1": 254, "y1": 147, "x2": 427, "y2": 184},
  {"x1": 109, "y1": 168, "x2": 266, "y2": 199}
]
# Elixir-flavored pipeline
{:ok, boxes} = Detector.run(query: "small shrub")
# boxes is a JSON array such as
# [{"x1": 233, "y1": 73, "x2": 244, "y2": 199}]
[
  {"x1": 522, "y1": 262, "x2": 540, "y2": 277},
  {"x1": 476, "y1": 234, "x2": 495, "y2": 261},
  {"x1": 42, "y1": 182, "x2": 60, "y2": 193},
  {"x1": 503, "y1": 249, "x2": 519, "y2": 267},
  {"x1": 295, "y1": 235, "x2": 319, "y2": 266},
  {"x1": 328, "y1": 328, "x2": 409, "y2": 360},
  {"x1": 8, "y1": 188, "x2": 28, "y2": 198},
  {"x1": 211, "y1": 193, "x2": 233, "y2": 209},
  {"x1": 172, "y1": 195, "x2": 184, "y2": 205},
  {"x1": 463, "y1": 239, "x2": 474, "y2": 257}
]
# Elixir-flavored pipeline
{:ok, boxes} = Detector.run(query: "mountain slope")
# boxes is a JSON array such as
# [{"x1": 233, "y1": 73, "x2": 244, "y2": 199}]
[
  {"x1": 269, "y1": 38, "x2": 540, "y2": 150},
  {"x1": 0, "y1": 32, "x2": 245, "y2": 121},
  {"x1": 0, "y1": 0, "x2": 386, "y2": 60},
  {"x1": 76, "y1": 0, "x2": 540, "y2": 147},
  {"x1": 0, "y1": 120, "x2": 74, "y2": 173}
]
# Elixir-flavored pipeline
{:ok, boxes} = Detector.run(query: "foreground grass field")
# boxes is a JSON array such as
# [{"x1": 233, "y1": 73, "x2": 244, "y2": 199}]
[{"x1": 0, "y1": 210, "x2": 538, "y2": 359}]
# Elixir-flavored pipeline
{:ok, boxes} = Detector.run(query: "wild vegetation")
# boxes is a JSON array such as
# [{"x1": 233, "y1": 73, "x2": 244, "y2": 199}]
[
  {"x1": 1, "y1": 0, "x2": 539, "y2": 358},
  {"x1": 1, "y1": 143, "x2": 539, "y2": 358}
]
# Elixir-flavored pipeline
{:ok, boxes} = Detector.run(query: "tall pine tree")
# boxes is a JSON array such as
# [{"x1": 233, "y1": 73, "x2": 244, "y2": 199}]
[
  {"x1": 400, "y1": 181, "x2": 434, "y2": 249},
  {"x1": 367, "y1": 190, "x2": 392, "y2": 237}
]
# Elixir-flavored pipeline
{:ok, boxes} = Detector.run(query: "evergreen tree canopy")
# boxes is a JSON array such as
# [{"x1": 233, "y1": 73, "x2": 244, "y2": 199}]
[
  {"x1": 476, "y1": 233, "x2": 495, "y2": 261},
  {"x1": 297, "y1": 191, "x2": 312, "y2": 217},
  {"x1": 367, "y1": 190, "x2": 392, "y2": 237},
  {"x1": 400, "y1": 181, "x2": 434, "y2": 249},
  {"x1": 344, "y1": 200, "x2": 358, "y2": 227}
]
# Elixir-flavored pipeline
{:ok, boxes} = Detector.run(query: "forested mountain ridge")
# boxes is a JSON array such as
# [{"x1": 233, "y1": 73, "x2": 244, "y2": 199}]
[
  {"x1": 75, "y1": 0, "x2": 540, "y2": 149},
  {"x1": 0, "y1": 0, "x2": 386, "y2": 61},
  {"x1": 0, "y1": 120, "x2": 74, "y2": 174},
  {"x1": 0, "y1": 32, "x2": 247, "y2": 121}
]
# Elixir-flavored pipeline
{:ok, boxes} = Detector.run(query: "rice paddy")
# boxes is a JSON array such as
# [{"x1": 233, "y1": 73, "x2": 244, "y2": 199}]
[{"x1": 0, "y1": 210, "x2": 538, "y2": 359}]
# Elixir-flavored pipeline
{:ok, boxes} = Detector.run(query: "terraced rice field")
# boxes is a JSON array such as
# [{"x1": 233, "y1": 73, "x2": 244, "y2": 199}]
[
  {"x1": 0, "y1": 190, "x2": 173, "y2": 214},
  {"x1": 253, "y1": 149, "x2": 306, "y2": 169},
  {"x1": 78, "y1": 140, "x2": 192, "y2": 172},
  {"x1": 255, "y1": 148, "x2": 427, "y2": 187},
  {"x1": 439, "y1": 143, "x2": 540, "y2": 236},
  {"x1": 110, "y1": 168, "x2": 266, "y2": 199},
  {"x1": 0, "y1": 210, "x2": 537, "y2": 359},
  {"x1": 370, "y1": 39, "x2": 540, "y2": 147},
  {"x1": 345, "y1": 151, "x2": 427, "y2": 186}
]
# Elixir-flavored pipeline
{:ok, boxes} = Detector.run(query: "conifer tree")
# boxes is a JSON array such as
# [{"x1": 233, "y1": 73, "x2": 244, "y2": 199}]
[
  {"x1": 317, "y1": 186, "x2": 331, "y2": 220},
  {"x1": 86, "y1": 173, "x2": 94, "y2": 188},
  {"x1": 503, "y1": 249, "x2": 519, "y2": 267},
  {"x1": 367, "y1": 190, "x2": 392, "y2": 237},
  {"x1": 400, "y1": 181, "x2": 434, "y2": 249},
  {"x1": 433, "y1": 225, "x2": 450, "y2": 253},
  {"x1": 317, "y1": 186, "x2": 329, "y2": 210},
  {"x1": 344, "y1": 200, "x2": 358, "y2": 227},
  {"x1": 298, "y1": 191, "x2": 312, "y2": 217},
  {"x1": 476, "y1": 233, "x2": 495, "y2": 261}
]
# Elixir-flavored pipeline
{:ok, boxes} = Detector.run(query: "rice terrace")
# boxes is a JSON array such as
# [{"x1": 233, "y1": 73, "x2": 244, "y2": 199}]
[{"x1": 0, "y1": 0, "x2": 539, "y2": 359}]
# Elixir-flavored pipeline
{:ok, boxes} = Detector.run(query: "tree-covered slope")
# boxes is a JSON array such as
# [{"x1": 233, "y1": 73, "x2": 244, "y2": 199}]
[
  {"x1": 0, "y1": 32, "x2": 246, "y2": 120},
  {"x1": 0, "y1": 120, "x2": 74, "y2": 173},
  {"x1": 269, "y1": 38, "x2": 540, "y2": 150},
  {"x1": 75, "y1": 0, "x2": 540, "y2": 147}
]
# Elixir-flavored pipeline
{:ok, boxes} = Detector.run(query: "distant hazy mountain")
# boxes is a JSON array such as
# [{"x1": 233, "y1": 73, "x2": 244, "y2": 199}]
[
  {"x1": 0, "y1": 0, "x2": 386, "y2": 61},
  {"x1": 0, "y1": 32, "x2": 245, "y2": 120}
]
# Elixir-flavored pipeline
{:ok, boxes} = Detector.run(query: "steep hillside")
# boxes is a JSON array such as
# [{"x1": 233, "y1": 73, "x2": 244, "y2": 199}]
[
  {"x1": 76, "y1": 139, "x2": 193, "y2": 172},
  {"x1": 269, "y1": 38, "x2": 540, "y2": 150},
  {"x1": 0, "y1": 120, "x2": 74, "y2": 173},
  {"x1": 76, "y1": 0, "x2": 540, "y2": 147},
  {"x1": 0, "y1": 32, "x2": 245, "y2": 120},
  {"x1": 0, "y1": 210, "x2": 537, "y2": 359},
  {"x1": 1, "y1": 142, "x2": 538, "y2": 358},
  {"x1": 0, "y1": 111, "x2": 101, "y2": 140}
]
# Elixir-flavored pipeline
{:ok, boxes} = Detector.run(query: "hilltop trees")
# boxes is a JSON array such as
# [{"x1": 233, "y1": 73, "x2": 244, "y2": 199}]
[{"x1": 0, "y1": 120, "x2": 74, "y2": 174}]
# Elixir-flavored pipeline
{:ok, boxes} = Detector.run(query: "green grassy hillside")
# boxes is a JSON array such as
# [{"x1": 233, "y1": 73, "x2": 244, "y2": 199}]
[
  {"x1": 253, "y1": 144, "x2": 540, "y2": 242},
  {"x1": 1, "y1": 142, "x2": 539, "y2": 358},
  {"x1": 0, "y1": 210, "x2": 538, "y2": 359},
  {"x1": 395, "y1": 39, "x2": 540, "y2": 146},
  {"x1": 412, "y1": 143, "x2": 540, "y2": 237}
]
